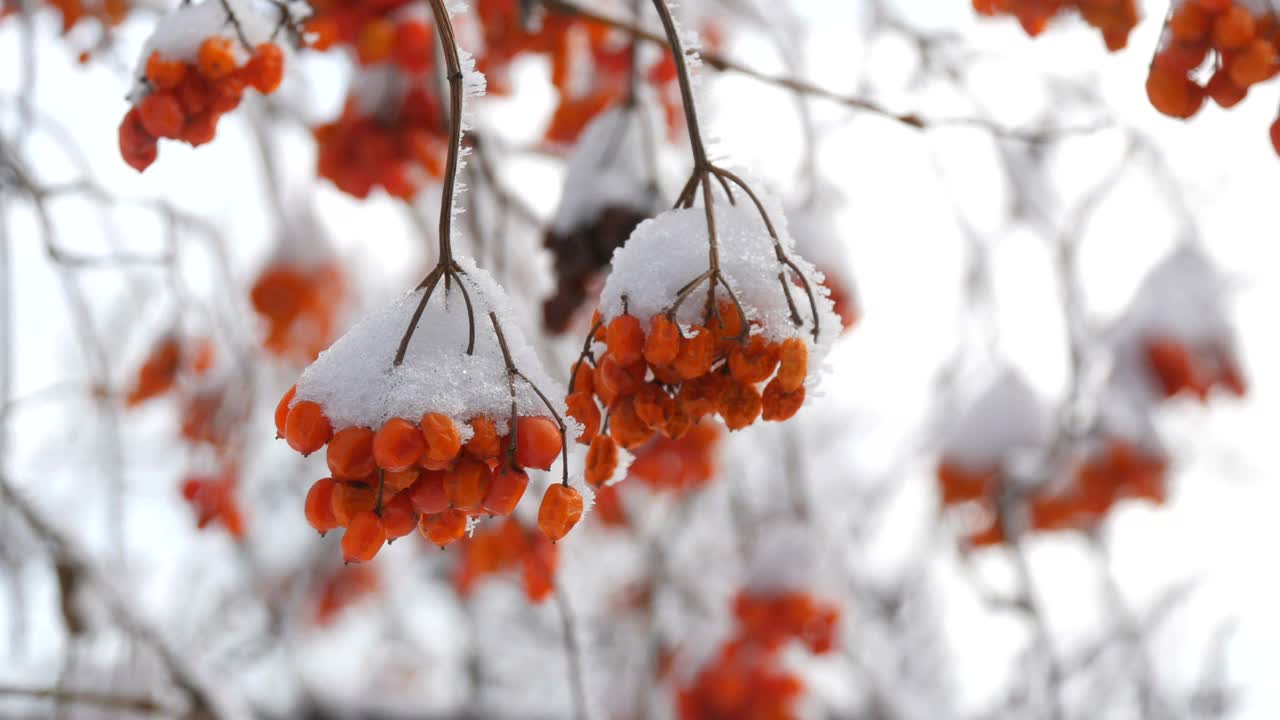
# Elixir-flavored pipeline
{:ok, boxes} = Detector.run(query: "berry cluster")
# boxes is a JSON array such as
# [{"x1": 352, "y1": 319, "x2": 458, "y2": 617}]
[
  {"x1": 119, "y1": 42, "x2": 285, "y2": 172},
  {"x1": 311, "y1": 565, "x2": 380, "y2": 626},
  {"x1": 626, "y1": 419, "x2": 721, "y2": 495},
  {"x1": 1, "y1": 0, "x2": 128, "y2": 35},
  {"x1": 180, "y1": 464, "x2": 245, "y2": 538},
  {"x1": 677, "y1": 590, "x2": 838, "y2": 720},
  {"x1": 124, "y1": 334, "x2": 214, "y2": 407},
  {"x1": 972, "y1": 0, "x2": 1139, "y2": 51},
  {"x1": 283, "y1": 387, "x2": 574, "y2": 562},
  {"x1": 1148, "y1": 0, "x2": 1280, "y2": 147},
  {"x1": 937, "y1": 437, "x2": 1168, "y2": 547},
  {"x1": 306, "y1": 1, "x2": 433, "y2": 74},
  {"x1": 250, "y1": 260, "x2": 347, "y2": 363},
  {"x1": 570, "y1": 304, "x2": 810, "y2": 487},
  {"x1": 452, "y1": 517, "x2": 558, "y2": 602},
  {"x1": 1142, "y1": 336, "x2": 1246, "y2": 401},
  {"x1": 314, "y1": 88, "x2": 448, "y2": 200}
]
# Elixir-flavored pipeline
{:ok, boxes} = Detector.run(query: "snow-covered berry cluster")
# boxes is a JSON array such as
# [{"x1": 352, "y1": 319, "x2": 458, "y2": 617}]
[
  {"x1": 119, "y1": 0, "x2": 292, "y2": 172},
  {"x1": 567, "y1": 192, "x2": 840, "y2": 489}
]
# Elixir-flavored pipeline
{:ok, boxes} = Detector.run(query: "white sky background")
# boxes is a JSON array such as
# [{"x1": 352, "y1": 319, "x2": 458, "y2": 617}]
[{"x1": 2, "y1": 0, "x2": 1280, "y2": 717}]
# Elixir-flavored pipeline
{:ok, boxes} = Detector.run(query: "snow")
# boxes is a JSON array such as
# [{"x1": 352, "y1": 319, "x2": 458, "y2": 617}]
[
  {"x1": 595, "y1": 175, "x2": 842, "y2": 379},
  {"x1": 1109, "y1": 245, "x2": 1233, "y2": 348},
  {"x1": 293, "y1": 256, "x2": 572, "y2": 437},
  {"x1": 940, "y1": 367, "x2": 1053, "y2": 470},
  {"x1": 549, "y1": 105, "x2": 664, "y2": 236}
]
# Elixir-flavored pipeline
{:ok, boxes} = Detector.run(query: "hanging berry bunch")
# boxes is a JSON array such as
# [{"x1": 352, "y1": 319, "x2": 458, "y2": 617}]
[
  {"x1": 452, "y1": 517, "x2": 558, "y2": 602},
  {"x1": 567, "y1": 1, "x2": 839, "y2": 490},
  {"x1": 250, "y1": 214, "x2": 349, "y2": 364},
  {"x1": 285, "y1": 1, "x2": 584, "y2": 564},
  {"x1": 677, "y1": 591, "x2": 838, "y2": 719},
  {"x1": 314, "y1": 76, "x2": 451, "y2": 200},
  {"x1": 1148, "y1": 0, "x2": 1279, "y2": 142},
  {"x1": 971, "y1": 0, "x2": 1139, "y2": 50},
  {"x1": 124, "y1": 333, "x2": 214, "y2": 407},
  {"x1": 305, "y1": 0, "x2": 433, "y2": 73},
  {"x1": 117, "y1": 0, "x2": 300, "y2": 172},
  {"x1": 542, "y1": 105, "x2": 663, "y2": 333},
  {"x1": 1109, "y1": 245, "x2": 1246, "y2": 404}
]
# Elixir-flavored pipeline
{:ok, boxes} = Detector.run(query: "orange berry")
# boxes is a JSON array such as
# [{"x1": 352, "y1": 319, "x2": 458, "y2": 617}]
[
  {"x1": 342, "y1": 510, "x2": 385, "y2": 563},
  {"x1": 357, "y1": 18, "x2": 396, "y2": 65},
  {"x1": 728, "y1": 335, "x2": 780, "y2": 385},
  {"x1": 712, "y1": 298, "x2": 745, "y2": 343},
  {"x1": 633, "y1": 383, "x2": 673, "y2": 430},
  {"x1": 538, "y1": 483, "x2": 584, "y2": 542},
  {"x1": 718, "y1": 381, "x2": 762, "y2": 430},
  {"x1": 421, "y1": 412, "x2": 462, "y2": 464},
  {"x1": 304, "y1": 477, "x2": 340, "y2": 534},
  {"x1": 394, "y1": 20, "x2": 433, "y2": 74},
  {"x1": 1195, "y1": 0, "x2": 1232, "y2": 11},
  {"x1": 516, "y1": 416, "x2": 563, "y2": 470},
  {"x1": 1227, "y1": 37, "x2": 1276, "y2": 86},
  {"x1": 145, "y1": 51, "x2": 188, "y2": 90},
  {"x1": 138, "y1": 92, "x2": 184, "y2": 139},
  {"x1": 606, "y1": 314, "x2": 645, "y2": 366},
  {"x1": 1169, "y1": 2, "x2": 1211, "y2": 41},
  {"x1": 676, "y1": 373, "x2": 723, "y2": 419},
  {"x1": 673, "y1": 327, "x2": 714, "y2": 379},
  {"x1": 598, "y1": 355, "x2": 646, "y2": 397},
  {"x1": 1207, "y1": 69, "x2": 1247, "y2": 107},
  {"x1": 593, "y1": 363, "x2": 617, "y2": 407},
  {"x1": 566, "y1": 391, "x2": 601, "y2": 444},
  {"x1": 585, "y1": 435, "x2": 618, "y2": 487},
  {"x1": 243, "y1": 43, "x2": 284, "y2": 94},
  {"x1": 1212, "y1": 6, "x2": 1255, "y2": 50},
  {"x1": 644, "y1": 315, "x2": 681, "y2": 366},
  {"x1": 420, "y1": 508, "x2": 469, "y2": 547},
  {"x1": 761, "y1": 378, "x2": 805, "y2": 422},
  {"x1": 381, "y1": 492, "x2": 418, "y2": 540},
  {"x1": 608, "y1": 397, "x2": 654, "y2": 449},
  {"x1": 197, "y1": 36, "x2": 238, "y2": 80},
  {"x1": 464, "y1": 417, "x2": 502, "y2": 460},
  {"x1": 570, "y1": 362, "x2": 595, "y2": 395},
  {"x1": 118, "y1": 109, "x2": 158, "y2": 172},
  {"x1": 382, "y1": 467, "x2": 421, "y2": 494},
  {"x1": 373, "y1": 418, "x2": 425, "y2": 471},
  {"x1": 331, "y1": 481, "x2": 376, "y2": 526},
  {"x1": 285, "y1": 400, "x2": 332, "y2": 455},
  {"x1": 327, "y1": 426, "x2": 376, "y2": 479},
  {"x1": 776, "y1": 338, "x2": 809, "y2": 392},
  {"x1": 408, "y1": 470, "x2": 449, "y2": 515},
  {"x1": 483, "y1": 468, "x2": 529, "y2": 516},
  {"x1": 445, "y1": 458, "x2": 493, "y2": 511}
]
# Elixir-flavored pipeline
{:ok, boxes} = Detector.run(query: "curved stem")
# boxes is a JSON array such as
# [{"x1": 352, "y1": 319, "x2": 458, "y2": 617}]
[
  {"x1": 426, "y1": 0, "x2": 465, "y2": 265},
  {"x1": 648, "y1": 0, "x2": 709, "y2": 170}
]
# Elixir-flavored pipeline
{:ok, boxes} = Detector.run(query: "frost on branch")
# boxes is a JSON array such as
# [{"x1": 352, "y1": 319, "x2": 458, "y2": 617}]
[
  {"x1": 294, "y1": 258, "x2": 561, "y2": 430},
  {"x1": 598, "y1": 181, "x2": 840, "y2": 357},
  {"x1": 543, "y1": 105, "x2": 664, "y2": 333}
]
